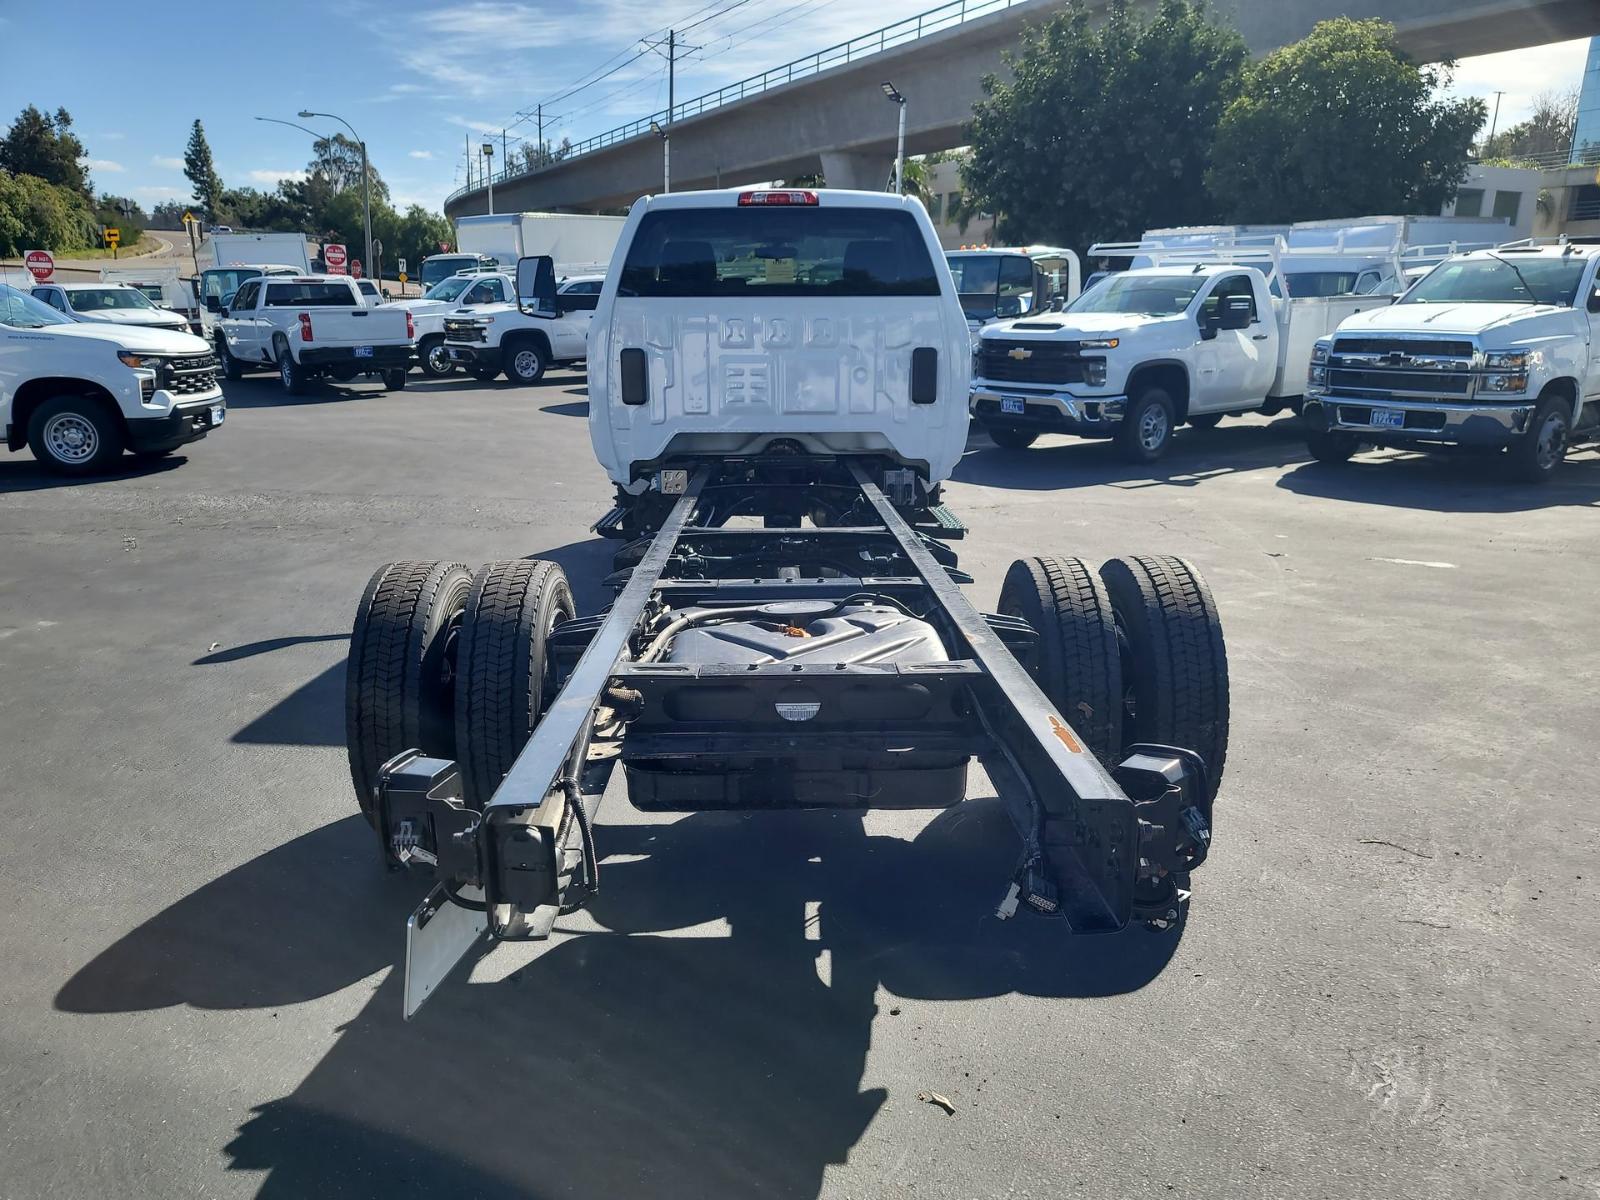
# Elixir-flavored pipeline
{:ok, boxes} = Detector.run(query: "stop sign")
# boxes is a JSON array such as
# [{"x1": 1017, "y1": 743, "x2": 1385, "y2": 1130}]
[
  {"x1": 323, "y1": 243, "x2": 347, "y2": 274},
  {"x1": 24, "y1": 250, "x2": 54, "y2": 282},
  {"x1": 351, "y1": 259, "x2": 364, "y2": 279}
]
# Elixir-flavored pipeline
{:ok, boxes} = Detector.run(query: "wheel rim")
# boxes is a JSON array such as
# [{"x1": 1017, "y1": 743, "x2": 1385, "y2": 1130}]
[
  {"x1": 1139, "y1": 403, "x2": 1169, "y2": 451},
  {"x1": 1535, "y1": 413, "x2": 1567, "y2": 471},
  {"x1": 43, "y1": 412, "x2": 98, "y2": 463},
  {"x1": 280, "y1": 357, "x2": 292, "y2": 387},
  {"x1": 513, "y1": 349, "x2": 540, "y2": 379},
  {"x1": 427, "y1": 344, "x2": 449, "y2": 372}
]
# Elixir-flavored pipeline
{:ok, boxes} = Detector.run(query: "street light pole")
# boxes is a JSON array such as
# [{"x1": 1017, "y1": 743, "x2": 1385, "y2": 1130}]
[
  {"x1": 650, "y1": 121, "x2": 670, "y2": 194},
  {"x1": 881, "y1": 82, "x2": 907, "y2": 195},
  {"x1": 300, "y1": 110, "x2": 372, "y2": 281},
  {"x1": 483, "y1": 141, "x2": 495, "y2": 214}
]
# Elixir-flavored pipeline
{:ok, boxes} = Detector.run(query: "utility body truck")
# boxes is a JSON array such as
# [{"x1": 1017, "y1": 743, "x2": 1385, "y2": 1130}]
[
  {"x1": 1, "y1": 283, "x2": 224, "y2": 474},
  {"x1": 1304, "y1": 239, "x2": 1600, "y2": 482},
  {"x1": 339, "y1": 188, "x2": 1229, "y2": 1018},
  {"x1": 213, "y1": 273, "x2": 414, "y2": 394},
  {"x1": 418, "y1": 212, "x2": 626, "y2": 292},
  {"x1": 971, "y1": 239, "x2": 1389, "y2": 460}
]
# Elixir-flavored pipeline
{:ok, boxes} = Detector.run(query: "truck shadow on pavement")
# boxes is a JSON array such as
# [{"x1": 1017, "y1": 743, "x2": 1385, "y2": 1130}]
[
  {"x1": 1277, "y1": 450, "x2": 1600, "y2": 512},
  {"x1": 56, "y1": 801, "x2": 1181, "y2": 1199},
  {"x1": 0, "y1": 453, "x2": 187, "y2": 494},
  {"x1": 956, "y1": 418, "x2": 1309, "y2": 491}
]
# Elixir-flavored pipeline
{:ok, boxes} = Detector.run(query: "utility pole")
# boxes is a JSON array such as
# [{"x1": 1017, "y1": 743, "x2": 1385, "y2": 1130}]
[
  {"x1": 1486, "y1": 90, "x2": 1505, "y2": 149},
  {"x1": 466, "y1": 134, "x2": 472, "y2": 189},
  {"x1": 537, "y1": 104, "x2": 543, "y2": 166},
  {"x1": 666, "y1": 29, "x2": 674, "y2": 194}
]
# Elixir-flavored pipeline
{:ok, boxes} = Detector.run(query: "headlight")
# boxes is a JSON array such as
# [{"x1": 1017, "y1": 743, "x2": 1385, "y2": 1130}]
[
  {"x1": 1479, "y1": 371, "x2": 1529, "y2": 393},
  {"x1": 1484, "y1": 351, "x2": 1529, "y2": 371},
  {"x1": 1083, "y1": 359, "x2": 1107, "y2": 386},
  {"x1": 1080, "y1": 337, "x2": 1119, "y2": 350},
  {"x1": 117, "y1": 351, "x2": 162, "y2": 369},
  {"x1": 1309, "y1": 341, "x2": 1330, "y2": 366}
]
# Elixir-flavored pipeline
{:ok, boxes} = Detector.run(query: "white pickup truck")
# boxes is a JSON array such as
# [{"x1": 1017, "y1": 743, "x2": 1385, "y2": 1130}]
[
  {"x1": 213, "y1": 274, "x2": 414, "y2": 394},
  {"x1": 971, "y1": 241, "x2": 1386, "y2": 461},
  {"x1": 442, "y1": 274, "x2": 594, "y2": 385},
  {"x1": 1, "y1": 283, "x2": 224, "y2": 474},
  {"x1": 1304, "y1": 240, "x2": 1600, "y2": 482},
  {"x1": 382, "y1": 270, "x2": 516, "y2": 377}
]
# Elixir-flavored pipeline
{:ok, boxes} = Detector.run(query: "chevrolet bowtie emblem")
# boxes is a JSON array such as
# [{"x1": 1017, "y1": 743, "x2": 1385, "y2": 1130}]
[{"x1": 1007, "y1": 347, "x2": 1032, "y2": 360}]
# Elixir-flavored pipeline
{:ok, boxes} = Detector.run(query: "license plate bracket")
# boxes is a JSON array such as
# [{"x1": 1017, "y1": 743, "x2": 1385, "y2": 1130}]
[
  {"x1": 210, "y1": 405, "x2": 225, "y2": 426},
  {"x1": 1370, "y1": 407, "x2": 1405, "y2": 429},
  {"x1": 404, "y1": 883, "x2": 487, "y2": 1019},
  {"x1": 1001, "y1": 396, "x2": 1025, "y2": 416},
  {"x1": 354, "y1": 345, "x2": 374, "y2": 359}
]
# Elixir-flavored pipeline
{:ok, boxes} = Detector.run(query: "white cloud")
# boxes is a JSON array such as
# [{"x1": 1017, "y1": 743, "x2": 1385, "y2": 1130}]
[
  {"x1": 409, "y1": 149, "x2": 434, "y2": 159},
  {"x1": 130, "y1": 185, "x2": 192, "y2": 204},
  {"x1": 151, "y1": 155, "x2": 185, "y2": 170},
  {"x1": 100, "y1": 131, "x2": 126, "y2": 141},
  {"x1": 1446, "y1": 37, "x2": 1592, "y2": 132},
  {"x1": 446, "y1": 115, "x2": 503, "y2": 134},
  {"x1": 246, "y1": 169, "x2": 308, "y2": 184},
  {"x1": 84, "y1": 158, "x2": 125, "y2": 172}
]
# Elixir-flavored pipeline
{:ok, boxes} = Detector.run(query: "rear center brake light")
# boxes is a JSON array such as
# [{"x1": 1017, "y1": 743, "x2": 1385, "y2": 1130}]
[
  {"x1": 737, "y1": 190, "x2": 818, "y2": 207},
  {"x1": 298, "y1": 312, "x2": 314, "y2": 342}
]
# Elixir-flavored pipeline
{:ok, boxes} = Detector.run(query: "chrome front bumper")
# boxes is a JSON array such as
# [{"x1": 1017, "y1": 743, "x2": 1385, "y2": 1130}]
[
  {"x1": 970, "y1": 383, "x2": 1127, "y2": 433},
  {"x1": 1306, "y1": 394, "x2": 1535, "y2": 448}
]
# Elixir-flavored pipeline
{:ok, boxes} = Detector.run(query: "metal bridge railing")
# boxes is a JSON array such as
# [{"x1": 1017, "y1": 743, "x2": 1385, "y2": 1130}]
[{"x1": 447, "y1": 0, "x2": 1026, "y2": 205}]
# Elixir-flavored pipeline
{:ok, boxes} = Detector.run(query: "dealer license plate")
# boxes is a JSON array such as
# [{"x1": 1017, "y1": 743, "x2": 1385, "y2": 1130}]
[
  {"x1": 210, "y1": 405, "x2": 224, "y2": 426},
  {"x1": 1370, "y1": 407, "x2": 1405, "y2": 429},
  {"x1": 1001, "y1": 397, "x2": 1025, "y2": 415},
  {"x1": 354, "y1": 345, "x2": 374, "y2": 358}
]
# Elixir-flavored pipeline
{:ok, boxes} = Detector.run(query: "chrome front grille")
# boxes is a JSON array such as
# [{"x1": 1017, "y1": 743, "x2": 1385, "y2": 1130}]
[
  {"x1": 1327, "y1": 338, "x2": 1473, "y2": 400},
  {"x1": 444, "y1": 319, "x2": 486, "y2": 343},
  {"x1": 977, "y1": 340, "x2": 1092, "y2": 385}
]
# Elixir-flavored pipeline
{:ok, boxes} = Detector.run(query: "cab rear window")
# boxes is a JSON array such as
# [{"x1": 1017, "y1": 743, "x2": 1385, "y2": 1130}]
[
  {"x1": 264, "y1": 282, "x2": 360, "y2": 306},
  {"x1": 620, "y1": 207, "x2": 939, "y2": 297}
]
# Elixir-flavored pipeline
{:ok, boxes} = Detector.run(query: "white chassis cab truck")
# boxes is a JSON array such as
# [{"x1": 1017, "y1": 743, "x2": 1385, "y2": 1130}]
[
  {"x1": 336, "y1": 188, "x2": 1231, "y2": 1018},
  {"x1": 1, "y1": 283, "x2": 225, "y2": 474},
  {"x1": 945, "y1": 245, "x2": 1082, "y2": 340},
  {"x1": 971, "y1": 240, "x2": 1388, "y2": 461},
  {"x1": 441, "y1": 278, "x2": 593, "y2": 385},
  {"x1": 214, "y1": 274, "x2": 415, "y2": 394},
  {"x1": 1303, "y1": 239, "x2": 1600, "y2": 483}
]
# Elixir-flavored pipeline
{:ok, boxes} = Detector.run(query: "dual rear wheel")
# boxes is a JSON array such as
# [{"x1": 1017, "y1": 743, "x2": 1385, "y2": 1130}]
[
  {"x1": 998, "y1": 553, "x2": 1228, "y2": 799},
  {"x1": 345, "y1": 558, "x2": 574, "y2": 822}
]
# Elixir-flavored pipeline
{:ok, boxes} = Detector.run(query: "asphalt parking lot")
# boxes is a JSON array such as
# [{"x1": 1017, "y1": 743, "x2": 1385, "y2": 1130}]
[{"x1": 2, "y1": 370, "x2": 1598, "y2": 1200}]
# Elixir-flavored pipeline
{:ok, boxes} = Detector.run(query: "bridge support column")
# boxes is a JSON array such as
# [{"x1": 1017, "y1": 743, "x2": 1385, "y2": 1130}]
[{"x1": 819, "y1": 151, "x2": 895, "y2": 193}]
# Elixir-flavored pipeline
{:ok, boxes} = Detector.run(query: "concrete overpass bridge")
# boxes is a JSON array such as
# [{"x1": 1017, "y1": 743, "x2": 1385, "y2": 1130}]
[{"x1": 444, "y1": 0, "x2": 1600, "y2": 219}]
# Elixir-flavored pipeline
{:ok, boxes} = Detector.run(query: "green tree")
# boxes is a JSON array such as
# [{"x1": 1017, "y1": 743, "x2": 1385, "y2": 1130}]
[
  {"x1": 93, "y1": 193, "x2": 147, "y2": 244},
  {"x1": 0, "y1": 170, "x2": 95, "y2": 255},
  {"x1": 308, "y1": 133, "x2": 390, "y2": 205},
  {"x1": 0, "y1": 106, "x2": 91, "y2": 199},
  {"x1": 150, "y1": 200, "x2": 188, "y2": 229},
  {"x1": 961, "y1": 0, "x2": 1247, "y2": 248},
  {"x1": 183, "y1": 119, "x2": 224, "y2": 220},
  {"x1": 1206, "y1": 18, "x2": 1485, "y2": 223},
  {"x1": 1480, "y1": 87, "x2": 1578, "y2": 164}
]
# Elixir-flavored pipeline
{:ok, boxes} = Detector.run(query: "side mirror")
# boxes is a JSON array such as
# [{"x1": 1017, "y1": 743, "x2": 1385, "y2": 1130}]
[
  {"x1": 205, "y1": 296, "x2": 221, "y2": 312},
  {"x1": 1217, "y1": 295, "x2": 1253, "y2": 331},
  {"x1": 516, "y1": 254, "x2": 557, "y2": 317},
  {"x1": 1198, "y1": 314, "x2": 1218, "y2": 340},
  {"x1": 217, "y1": 306, "x2": 229, "y2": 318}
]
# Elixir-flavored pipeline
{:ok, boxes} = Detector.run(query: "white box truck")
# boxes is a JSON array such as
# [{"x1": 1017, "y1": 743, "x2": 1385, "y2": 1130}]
[
  {"x1": 210, "y1": 232, "x2": 313, "y2": 273},
  {"x1": 454, "y1": 212, "x2": 625, "y2": 273}
]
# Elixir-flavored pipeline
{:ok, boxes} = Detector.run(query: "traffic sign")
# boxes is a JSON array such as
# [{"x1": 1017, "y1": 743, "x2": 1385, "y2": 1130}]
[
  {"x1": 324, "y1": 243, "x2": 348, "y2": 274},
  {"x1": 104, "y1": 227, "x2": 121, "y2": 246},
  {"x1": 351, "y1": 259, "x2": 363, "y2": 279},
  {"x1": 182, "y1": 210, "x2": 196, "y2": 225},
  {"x1": 24, "y1": 250, "x2": 54, "y2": 282},
  {"x1": 399, "y1": 273, "x2": 408, "y2": 283},
  {"x1": 397, "y1": 257, "x2": 407, "y2": 275}
]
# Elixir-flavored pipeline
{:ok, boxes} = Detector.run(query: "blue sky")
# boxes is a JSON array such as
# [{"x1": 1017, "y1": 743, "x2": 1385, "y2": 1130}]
[{"x1": 0, "y1": 1, "x2": 1590, "y2": 215}]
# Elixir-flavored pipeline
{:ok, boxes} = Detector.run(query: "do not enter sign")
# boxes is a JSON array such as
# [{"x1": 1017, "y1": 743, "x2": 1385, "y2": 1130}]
[
  {"x1": 324, "y1": 243, "x2": 348, "y2": 274},
  {"x1": 25, "y1": 250, "x2": 54, "y2": 282}
]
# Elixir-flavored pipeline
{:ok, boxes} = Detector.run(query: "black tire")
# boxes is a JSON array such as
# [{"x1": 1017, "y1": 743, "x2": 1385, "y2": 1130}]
[
  {"x1": 986, "y1": 424, "x2": 1039, "y2": 450},
  {"x1": 418, "y1": 335, "x2": 454, "y2": 378},
  {"x1": 470, "y1": 364, "x2": 500, "y2": 383},
  {"x1": 274, "y1": 337, "x2": 310, "y2": 395},
  {"x1": 1116, "y1": 386, "x2": 1176, "y2": 463},
  {"x1": 997, "y1": 556, "x2": 1122, "y2": 763},
  {"x1": 382, "y1": 368, "x2": 408, "y2": 391},
  {"x1": 27, "y1": 395, "x2": 125, "y2": 475},
  {"x1": 454, "y1": 560, "x2": 576, "y2": 809},
  {"x1": 503, "y1": 338, "x2": 548, "y2": 386},
  {"x1": 345, "y1": 561, "x2": 474, "y2": 823},
  {"x1": 1505, "y1": 393, "x2": 1570, "y2": 484},
  {"x1": 1098, "y1": 556, "x2": 1228, "y2": 801},
  {"x1": 1187, "y1": 413, "x2": 1223, "y2": 430},
  {"x1": 215, "y1": 335, "x2": 244, "y2": 381},
  {"x1": 1305, "y1": 428, "x2": 1359, "y2": 464}
]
